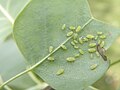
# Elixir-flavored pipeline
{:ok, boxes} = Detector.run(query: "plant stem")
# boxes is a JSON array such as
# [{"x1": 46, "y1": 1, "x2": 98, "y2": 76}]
[
  {"x1": 0, "y1": 18, "x2": 93, "y2": 89},
  {"x1": 110, "y1": 59, "x2": 120, "y2": 67},
  {"x1": 0, "y1": 75, "x2": 13, "y2": 90},
  {"x1": 0, "y1": 4, "x2": 14, "y2": 24},
  {"x1": 89, "y1": 86, "x2": 99, "y2": 90},
  {"x1": 28, "y1": 71, "x2": 44, "y2": 84}
]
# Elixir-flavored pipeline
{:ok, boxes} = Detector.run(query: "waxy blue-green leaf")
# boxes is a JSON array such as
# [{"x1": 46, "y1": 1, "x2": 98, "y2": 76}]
[{"x1": 13, "y1": 0, "x2": 120, "y2": 90}]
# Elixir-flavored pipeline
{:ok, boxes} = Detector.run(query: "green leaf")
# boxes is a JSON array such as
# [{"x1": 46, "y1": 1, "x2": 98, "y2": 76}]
[
  {"x1": 0, "y1": 39, "x2": 36, "y2": 89},
  {"x1": 13, "y1": 0, "x2": 120, "y2": 90},
  {"x1": 0, "y1": 0, "x2": 30, "y2": 42}
]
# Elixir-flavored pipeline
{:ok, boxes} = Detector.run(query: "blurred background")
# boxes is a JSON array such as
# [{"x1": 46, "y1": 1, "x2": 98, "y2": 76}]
[{"x1": 0, "y1": 0, "x2": 120, "y2": 90}]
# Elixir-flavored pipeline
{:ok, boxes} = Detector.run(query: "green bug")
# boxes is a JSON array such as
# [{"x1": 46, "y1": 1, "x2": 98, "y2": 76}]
[
  {"x1": 88, "y1": 48, "x2": 96, "y2": 53},
  {"x1": 73, "y1": 33, "x2": 78, "y2": 39},
  {"x1": 89, "y1": 43, "x2": 96, "y2": 48},
  {"x1": 73, "y1": 40, "x2": 78, "y2": 44},
  {"x1": 49, "y1": 46, "x2": 54, "y2": 53},
  {"x1": 76, "y1": 26, "x2": 81, "y2": 33},
  {"x1": 69, "y1": 26, "x2": 75, "y2": 30},
  {"x1": 74, "y1": 53, "x2": 80, "y2": 58},
  {"x1": 100, "y1": 35, "x2": 106, "y2": 39},
  {"x1": 71, "y1": 41, "x2": 76, "y2": 46},
  {"x1": 74, "y1": 45, "x2": 79, "y2": 49},
  {"x1": 66, "y1": 57, "x2": 76, "y2": 62},
  {"x1": 62, "y1": 24, "x2": 66, "y2": 30},
  {"x1": 56, "y1": 69, "x2": 64, "y2": 75},
  {"x1": 61, "y1": 45, "x2": 67, "y2": 50},
  {"x1": 90, "y1": 64, "x2": 98, "y2": 70},
  {"x1": 94, "y1": 36, "x2": 98, "y2": 40},
  {"x1": 97, "y1": 32, "x2": 103, "y2": 35},
  {"x1": 86, "y1": 34, "x2": 95, "y2": 39},
  {"x1": 48, "y1": 57, "x2": 55, "y2": 61},
  {"x1": 79, "y1": 37, "x2": 83, "y2": 44},
  {"x1": 79, "y1": 49, "x2": 84, "y2": 55},
  {"x1": 83, "y1": 37, "x2": 88, "y2": 42},
  {"x1": 100, "y1": 41, "x2": 105, "y2": 47},
  {"x1": 67, "y1": 31, "x2": 73, "y2": 37}
]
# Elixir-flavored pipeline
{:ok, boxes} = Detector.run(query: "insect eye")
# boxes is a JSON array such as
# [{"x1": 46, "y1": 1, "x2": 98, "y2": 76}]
[{"x1": 62, "y1": 24, "x2": 66, "y2": 30}]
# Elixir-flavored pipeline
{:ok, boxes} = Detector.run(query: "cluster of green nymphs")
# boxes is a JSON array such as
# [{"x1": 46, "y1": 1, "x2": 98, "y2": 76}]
[{"x1": 47, "y1": 24, "x2": 107, "y2": 76}]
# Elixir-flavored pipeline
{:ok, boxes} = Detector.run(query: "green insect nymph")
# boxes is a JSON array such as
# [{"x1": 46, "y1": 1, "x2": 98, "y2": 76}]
[
  {"x1": 76, "y1": 26, "x2": 81, "y2": 33},
  {"x1": 90, "y1": 64, "x2": 98, "y2": 70},
  {"x1": 89, "y1": 43, "x2": 96, "y2": 48},
  {"x1": 48, "y1": 57, "x2": 55, "y2": 61},
  {"x1": 86, "y1": 34, "x2": 95, "y2": 39},
  {"x1": 49, "y1": 46, "x2": 54, "y2": 53},
  {"x1": 79, "y1": 37, "x2": 83, "y2": 44},
  {"x1": 69, "y1": 26, "x2": 76, "y2": 30},
  {"x1": 79, "y1": 49, "x2": 84, "y2": 55},
  {"x1": 61, "y1": 45, "x2": 67, "y2": 50},
  {"x1": 67, "y1": 31, "x2": 74, "y2": 37},
  {"x1": 56, "y1": 69, "x2": 64, "y2": 75},
  {"x1": 88, "y1": 48, "x2": 96, "y2": 53},
  {"x1": 62, "y1": 24, "x2": 66, "y2": 30},
  {"x1": 66, "y1": 57, "x2": 76, "y2": 62}
]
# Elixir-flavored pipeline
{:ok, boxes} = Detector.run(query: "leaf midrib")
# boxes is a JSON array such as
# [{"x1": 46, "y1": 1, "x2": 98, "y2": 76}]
[{"x1": 31, "y1": 18, "x2": 93, "y2": 69}]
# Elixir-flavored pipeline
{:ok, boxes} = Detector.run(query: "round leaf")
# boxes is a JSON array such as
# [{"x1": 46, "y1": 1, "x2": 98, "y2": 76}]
[{"x1": 13, "y1": 0, "x2": 120, "y2": 90}]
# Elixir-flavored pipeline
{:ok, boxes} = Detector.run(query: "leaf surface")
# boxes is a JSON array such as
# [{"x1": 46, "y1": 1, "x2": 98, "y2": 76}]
[{"x1": 13, "y1": 0, "x2": 120, "y2": 90}]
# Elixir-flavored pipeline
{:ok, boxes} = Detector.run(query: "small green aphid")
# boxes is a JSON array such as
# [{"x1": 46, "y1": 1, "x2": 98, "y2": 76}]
[
  {"x1": 73, "y1": 33, "x2": 78, "y2": 39},
  {"x1": 71, "y1": 41, "x2": 76, "y2": 46},
  {"x1": 61, "y1": 45, "x2": 67, "y2": 50},
  {"x1": 48, "y1": 57, "x2": 55, "y2": 61},
  {"x1": 79, "y1": 49, "x2": 84, "y2": 55},
  {"x1": 62, "y1": 24, "x2": 66, "y2": 30},
  {"x1": 74, "y1": 45, "x2": 79, "y2": 49},
  {"x1": 90, "y1": 64, "x2": 98, "y2": 70},
  {"x1": 100, "y1": 41, "x2": 105, "y2": 47},
  {"x1": 69, "y1": 26, "x2": 76, "y2": 30},
  {"x1": 66, "y1": 57, "x2": 76, "y2": 62},
  {"x1": 79, "y1": 37, "x2": 83, "y2": 44},
  {"x1": 83, "y1": 37, "x2": 88, "y2": 42},
  {"x1": 88, "y1": 48, "x2": 96, "y2": 53},
  {"x1": 89, "y1": 43, "x2": 96, "y2": 48},
  {"x1": 49, "y1": 46, "x2": 54, "y2": 53},
  {"x1": 56, "y1": 69, "x2": 64, "y2": 75},
  {"x1": 74, "y1": 53, "x2": 80, "y2": 58},
  {"x1": 86, "y1": 34, "x2": 95, "y2": 39},
  {"x1": 94, "y1": 36, "x2": 98, "y2": 40},
  {"x1": 67, "y1": 31, "x2": 73, "y2": 37},
  {"x1": 76, "y1": 26, "x2": 81, "y2": 33},
  {"x1": 100, "y1": 35, "x2": 106, "y2": 39},
  {"x1": 96, "y1": 51, "x2": 100, "y2": 57},
  {"x1": 73, "y1": 40, "x2": 78, "y2": 44},
  {"x1": 97, "y1": 32, "x2": 103, "y2": 35}
]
